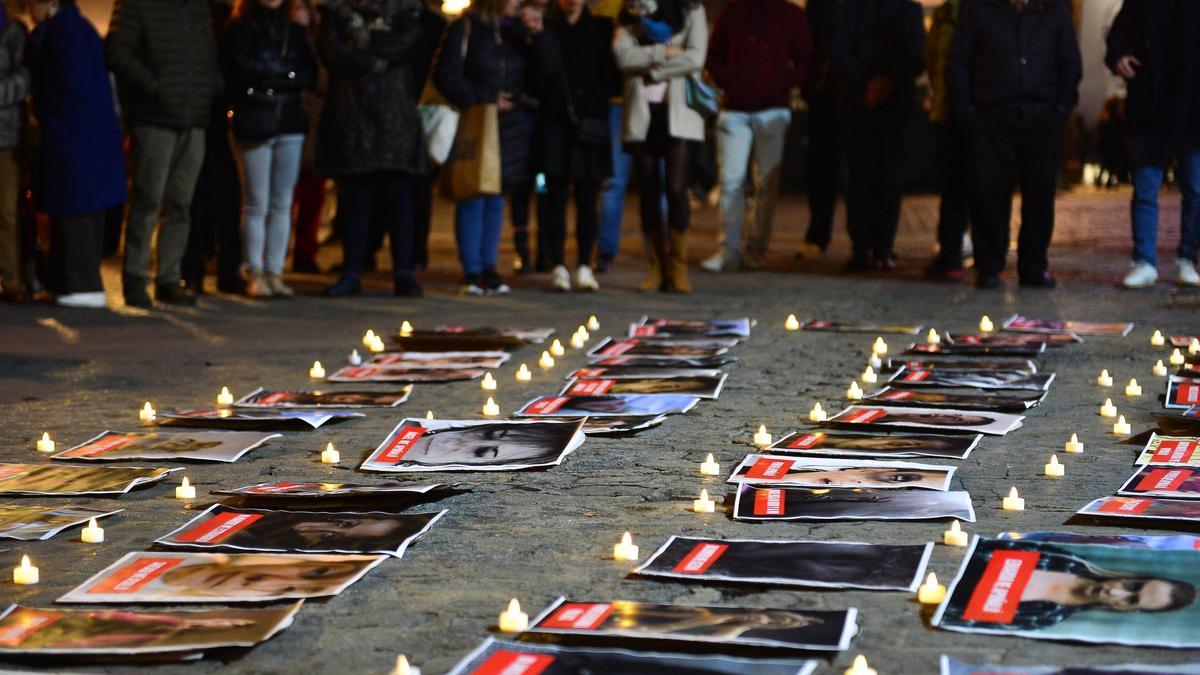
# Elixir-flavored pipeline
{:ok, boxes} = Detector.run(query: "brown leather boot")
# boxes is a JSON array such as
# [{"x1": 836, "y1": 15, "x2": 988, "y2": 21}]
[
  {"x1": 668, "y1": 228, "x2": 692, "y2": 293},
  {"x1": 640, "y1": 230, "x2": 669, "y2": 292}
]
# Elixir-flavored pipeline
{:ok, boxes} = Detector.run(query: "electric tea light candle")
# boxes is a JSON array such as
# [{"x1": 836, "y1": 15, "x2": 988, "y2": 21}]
[
  {"x1": 498, "y1": 599, "x2": 528, "y2": 633},
  {"x1": 1192, "y1": 338, "x2": 1200, "y2": 355},
  {"x1": 81, "y1": 518, "x2": 104, "y2": 544},
  {"x1": 917, "y1": 572, "x2": 947, "y2": 605},
  {"x1": 348, "y1": 349, "x2": 362, "y2": 366},
  {"x1": 309, "y1": 361, "x2": 325, "y2": 379},
  {"x1": 872, "y1": 337, "x2": 888, "y2": 356},
  {"x1": 217, "y1": 386, "x2": 233, "y2": 407},
  {"x1": 570, "y1": 332, "x2": 586, "y2": 349},
  {"x1": 1171, "y1": 348, "x2": 1186, "y2": 365},
  {"x1": 392, "y1": 655, "x2": 419, "y2": 675},
  {"x1": 362, "y1": 330, "x2": 376, "y2": 347},
  {"x1": 1100, "y1": 399, "x2": 1118, "y2": 418},
  {"x1": 809, "y1": 402, "x2": 827, "y2": 422},
  {"x1": 1044, "y1": 454, "x2": 1064, "y2": 478},
  {"x1": 482, "y1": 398, "x2": 500, "y2": 417},
  {"x1": 845, "y1": 655, "x2": 877, "y2": 675},
  {"x1": 425, "y1": 411, "x2": 434, "y2": 420},
  {"x1": 480, "y1": 372, "x2": 497, "y2": 391},
  {"x1": 1065, "y1": 433, "x2": 1084, "y2": 454},
  {"x1": 399, "y1": 321, "x2": 413, "y2": 337},
  {"x1": 1125, "y1": 378, "x2": 1142, "y2": 397},
  {"x1": 176, "y1": 477, "x2": 196, "y2": 500},
  {"x1": 927, "y1": 328, "x2": 941, "y2": 345},
  {"x1": 1151, "y1": 330, "x2": 1165, "y2": 346},
  {"x1": 13, "y1": 555, "x2": 38, "y2": 585},
  {"x1": 979, "y1": 315, "x2": 994, "y2": 333},
  {"x1": 1154, "y1": 360, "x2": 1168, "y2": 377},
  {"x1": 321, "y1": 442, "x2": 340, "y2": 464},
  {"x1": 587, "y1": 315, "x2": 600, "y2": 331},
  {"x1": 785, "y1": 314, "x2": 800, "y2": 331},
  {"x1": 1002, "y1": 487, "x2": 1024, "y2": 511},
  {"x1": 692, "y1": 489, "x2": 715, "y2": 513},
  {"x1": 700, "y1": 453, "x2": 720, "y2": 476},
  {"x1": 539, "y1": 351, "x2": 555, "y2": 369},
  {"x1": 943, "y1": 520, "x2": 968, "y2": 547},
  {"x1": 1097, "y1": 369, "x2": 1113, "y2": 387},
  {"x1": 753, "y1": 425, "x2": 772, "y2": 447},
  {"x1": 139, "y1": 402, "x2": 156, "y2": 424},
  {"x1": 868, "y1": 354, "x2": 882, "y2": 370},
  {"x1": 550, "y1": 339, "x2": 565, "y2": 357},
  {"x1": 35, "y1": 433, "x2": 54, "y2": 454},
  {"x1": 612, "y1": 532, "x2": 639, "y2": 560},
  {"x1": 1114, "y1": 415, "x2": 1132, "y2": 435},
  {"x1": 861, "y1": 366, "x2": 878, "y2": 384},
  {"x1": 368, "y1": 335, "x2": 385, "y2": 353},
  {"x1": 847, "y1": 381, "x2": 864, "y2": 400},
  {"x1": 515, "y1": 364, "x2": 532, "y2": 382}
]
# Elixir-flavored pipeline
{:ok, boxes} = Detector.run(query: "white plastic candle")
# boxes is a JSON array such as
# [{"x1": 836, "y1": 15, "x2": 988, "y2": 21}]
[
  {"x1": 861, "y1": 366, "x2": 878, "y2": 384},
  {"x1": 917, "y1": 572, "x2": 947, "y2": 605},
  {"x1": 1114, "y1": 415, "x2": 1132, "y2": 435},
  {"x1": 868, "y1": 354, "x2": 882, "y2": 370},
  {"x1": 425, "y1": 410, "x2": 434, "y2": 420},
  {"x1": 321, "y1": 442, "x2": 340, "y2": 464},
  {"x1": 1064, "y1": 433, "x2": 1084, "y2": 454},
  {"x1": 753, "y1": 425, "x2": 772, "y2": 447},
  {"x1": 550, "y1": 339, "x2": 565, "y2": 357},
  {"x1": 392, "y1": 655, "x2": 419, "y2": 675},
  {"x1": 309, "y1": 361, "x2": 326, "y2": 379},
  {"x1": 612, "y1": 532, "x2": 639, "y2": 560},
  {"x1": 482, "y1": 397, "x2": 500, "y2": 416},
  {"x1": 515, "y1": 364, "x2": 532, "y2": 382},
  {"x1": 809, "y1": 402, "x2": 827, "y2": 422},
  {"x1": 926, "y1": 328, "x2": 941, "y2": 345},
  {"x1": 217, "y1": 386, "x2": 234, "y2": 407},
  {"x1": 943, "y1": 520, "x2": 968, "y2": 547},
  {"x1": 175, "y1": 477, "x2": 196, "y2": 500},
  {"x1": 362, "y1": 330, "x2": 376, "y2": 347},
  {"x1": 979, "y1": 315, "x2": 994, "y2": 333},
  {"x1": 81, "y1": 518, "x2": 104, "y2": 544},
  {"x1": 700, "y1": 453, "x2": 720, "y2": 476},
  {"x1": 368, "y1": 336, "x2": 385, "y2": 353},
  {"x1": 539, "y1": 351, "x2": 555, "y2": 369},
  {"x1": 1191, "y1": 338, "x2": 1200, "y2": 355},
  {"x1": 12, "y1": 555, "x2": 38, "y2": 585},
  {"x1": 399, "y1": 321, "x2": 413, "y2": 337},
  {"x1": 1097, "y1": 369, "x2": 1113, "y2": 387},
  {"x1": 480, "y1": 372, "x2": 497, "y2": 391},
  {"x1": 1125, "y1": 378, "x2": 1142, "y2": 397},
  {"x1": 1002, "y1": 486, "x2": 1024, "y2": 511},
  {"x1": 847, "y1": 381, "x2": 864, "y2": 400},
  {"x1": 1154, "y1": 360, "x2": 1168, "y2": 376},
  {"x1": 1100, "y1": 399, "x2": 1118, "y2": 418},
  {"x1": 1044, "y1": 454, "x2": 1064, "y2": 478},
  {"x1": 587, "y1": 315, "x2": 600, "y2": 331},
  {"x1": 498, "y1": 598, "x2": 528, "y2": 633},
  {"x1": 1171, "y1": 348, "x2": 1186, "y2": 366},
  {"x1": 844, "y1": 655, "x2": 877, "y2": 675},
  {"x1": 139, "y1": 402, "x2": 156, "y2": 424},
  {"x1": 35, "y1": 433, "x2": 55, "y2": 454},
  {"x1": 569, "y1": 333, "x2": 586, "y2": 349},
  {"x1": 348, "y1": 349, "x2": 362, "y2": 366},
  {"x1": 1151, "y1": 330, "x2": 1165, "y2": 346},
  {"x1": 576, "y1": 326, "x2": 590, "y2": 341},
  {"x1": 692, "y1": 489, "x2": 715, "y2": 513},
  {"x1": 872, "y1": 337, "x2": 888, "y2": 356},
  {"x1": 785, "y1": 314, "x2": 800, "y2": 331}
]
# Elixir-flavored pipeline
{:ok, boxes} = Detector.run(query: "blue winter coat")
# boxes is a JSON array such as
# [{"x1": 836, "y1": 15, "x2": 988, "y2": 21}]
[{"x1": 31, "y1": 4, "x2": 127, "y2": 217}]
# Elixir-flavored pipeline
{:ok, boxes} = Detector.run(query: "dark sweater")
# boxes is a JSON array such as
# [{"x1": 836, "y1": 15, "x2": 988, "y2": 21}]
[{"x1": 706, "y1": 0, "x2": 812, "y2": 112}]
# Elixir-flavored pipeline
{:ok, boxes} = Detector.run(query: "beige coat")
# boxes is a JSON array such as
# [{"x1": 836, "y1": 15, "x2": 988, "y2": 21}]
[{"x1": 612, "y1": 5, "x2": 708, "y2": 143}]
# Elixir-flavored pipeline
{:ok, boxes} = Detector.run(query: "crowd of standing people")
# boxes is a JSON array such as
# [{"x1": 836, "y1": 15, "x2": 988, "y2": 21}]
[{"x1": 0, "y1": 0, "x2": 1194, "y2": 308}]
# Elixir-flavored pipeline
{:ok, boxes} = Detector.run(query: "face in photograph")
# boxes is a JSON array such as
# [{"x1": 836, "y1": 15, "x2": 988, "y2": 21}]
[
  {"x1": 744, "y1": 465, "x2": 947, "y2": 489},
  {"x1": 606, "y1": 378, "x2": 709, "y2": 394},
  {"x1": 611, "y1": 603, "x2": 818, "y2": 640},
  {"x1": 0, "y1": 466, "x2": 159, "y2": 494},
  {"x1": 880, "y1": 411, "x2": 997, "y2": 427},
  {"x1": 159, "y1": 555, "x2": 371, "y2": 598},
  {"x1": 406, "y1": 423, "x2": 576, "y2": 466},
  {"x1": 818, "y1": 435, "x2": 960, "y2": 452},
  {"x1": 208, "y1": 511, "x2": 433, "y2": 552},
  {"x1": 0, "y1": 607, "x2": 276, "y2": 651}
]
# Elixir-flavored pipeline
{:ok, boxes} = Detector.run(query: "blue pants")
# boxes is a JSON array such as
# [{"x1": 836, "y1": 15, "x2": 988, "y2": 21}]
[
  {"x1": 455, "y1": 195, "x2": 505, "y2": 276},
  {"x1": 1131, "y1": 136, "x2": 1200, "y2": 266},
  {"x1": 598, "y1": 103, "x2": 632, "y2": 259}
]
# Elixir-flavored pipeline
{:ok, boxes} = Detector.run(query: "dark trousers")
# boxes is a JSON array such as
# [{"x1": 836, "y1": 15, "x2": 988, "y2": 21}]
[
  {"x1": 291, "y1": 173, "x2": 326, "y2": 268},
  {"x1": 969, "y1": 109, "x2": 1064, "y2": 279},
  {"x1": 805, "y1": 88, "x2": 840, "y2": 249},
  {"x1": 845, "y1": 113, "x2": 907, "y2": 260},
  {"x1": 543, "y1": 175, "x2": 600, "y2": 267},
  {"x1": 182, "y1": 132, "x2": 242, "y2": 290},
  {"x1": 336, "y1": 171, "x2": 414, "y2": 282},
  {"x1": 411, "y1": 172, "x2": 435, "y2": 269},
  {"x1": 49, "y1": 212, "x2": 106, "y2": 294},
  {"x1": 933, "y1": 121, "x2": 973, "y2": 268}
]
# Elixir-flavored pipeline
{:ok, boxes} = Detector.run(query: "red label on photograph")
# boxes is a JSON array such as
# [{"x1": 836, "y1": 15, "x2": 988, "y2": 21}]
[
  {"x1": 1135, "y1": 468, "x2": 1192, "y2": 492},
  {"x1": 786, "y1": 432, "x2": 826, "y2": 449},
  {"x1": 632, "y1": 325, "x2": 657, "y2": 337},
  {"x1": 1097, "y1": 497, "x2": 1153, "y2": 514},
  {"x1": 61, "y1": 434, "x2": 140, "y2": 458},
  {"x1": 881, "y1": 390, "x2": 915, "y2": 401},
  {"x1": 540, "y1": 603, "x2": 614, "y2": 630},
  {"x1": 0, "y1": 609, "x2": 63, "y2": 647},
  {"x1": 175, "y1": 511, "x2": 264, "y2": 543},
  {"x1": 473, "y1": 651, "x2": 555, "y2": 675},
  {"x1": 259, "y1": 392, "x2": 291, "y2": 405},
  {"x1": 1171, "y1": 336, "x2": 1197, "y2": 347},
  {"x1": 439, "y1": 325, "x2": 468, "y2": 333},
  {"x1": 673, "y1": 542, "x2": 729, "y2": 574},
  {"x1": 845, "y1": 408, "x2": 887, "y2": 423},
  {"x1": 744, "y1": 458, "x2": 794, "y2": 480},
  {"x1": 597, "y1": 357, "x2": 633, "y2": 365},
  {"x1": 1152, "y1": 440, "x2": 1198, "y2": 464},
  {"x1": 753, "y1": 488, "x2": 785, "y2": 515},
  {"x1": 89, "y1": 556, "x2": 185, "y2": 594},
  {"x1": 568, "y1": 380, "x2": 614, "y2": 396},
  {"x1": 809, "y1": 321, "x2": 831, "y2": 328},
  {"x1": 575, "y1": 368, "x2": 604, "y2": 378},
  {"x1": 960, "y1": 335, "x2": 983, "y2": 345},
  {"x1": 1176, "y1": 384, "x2": 1200, "y2": 405},
  {"x1": 375, "y1": 425, "x2": 429, "y2": 464},
  {"x1": 599, "y1": 340, "x2": 637, "y2": 356},
  {"x1": 902, "y1": 370, "x2": 932, "y2": 382},
  {"x1": 337, "y1": 367, "x2": 373, "y2": 379},
  {"x1": 525, "y1": 397, "x2": 570, "y2": 414},
  {"x1": 961, "y1": 550, "x2": 1042, "y2": 623}
]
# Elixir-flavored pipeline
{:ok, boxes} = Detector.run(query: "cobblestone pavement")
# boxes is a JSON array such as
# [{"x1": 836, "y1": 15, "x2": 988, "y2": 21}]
[{"x1": 2, "y1": 189, "x2": 1199, "y2": 674}]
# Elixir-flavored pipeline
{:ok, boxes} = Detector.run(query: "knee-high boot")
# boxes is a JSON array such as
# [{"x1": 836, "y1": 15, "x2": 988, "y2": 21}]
[
  {"x1": 640, "y1": 228, "x2": 669, "y2": 292},
  {"x1": 668, "y1": 227, "x2": 691, "y2": 293}
]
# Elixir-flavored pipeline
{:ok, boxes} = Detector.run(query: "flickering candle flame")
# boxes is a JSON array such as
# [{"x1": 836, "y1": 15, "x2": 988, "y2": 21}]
[
  {"x1": 1171, "y1": 348, "x2": 1186, "y2": 366},
  {"x1": 139, "y1": 402, "x2": 157, "y2": 424},
  {"x1": 368, "y1": 336, "x2": 385, "y2": 353},
  {"x1": 539, "y1": 351, "x2": 555, "y2": 369},
  {"x1": 1100, "y1": 399, "x2": 1118, "y2": 418},
  {"x1": 844, "y1": 655, "x2": 877, "y2": 675},
  {"x1": 482, "y1": 397, "x2": 500, "y2": 416},
  {"x1": 321, "y1": 442, "x2": 340, "y2": 465},
  {"x1": 392, "y1": 654, "x2": 416, "y2": 675},
  {"x1": 570, "y1": 333, "x2": 586, "y2": 349},
  {"x1": 1044, "y1": 454, "x2": 1064, "y2": 478},
  {"x1": 363, "y1": 330, "x2": 377, "y2": 347},
  {"x1": 576, "y1": 325, "x2": 590, "y2": 341},
  {"x1": 550, "y1": 339, "x2": 565, "y2": 357},
  {"x1": 498, "y1": 598, "x2": 528, "y2": 633},
  {"x1": 425, "y1": 410, "x2": 434, "y2": 420},
  {"x1": 515, "y1": 364, "x2": 532, "y2": 382},
  {"x1": 12, "y1": 555, "x2": 38, "y2": 585},
  {"x1": 943, "y1": 520, "x2": 968, "y2": 547},
  {"x1": 847, "y1": 381, "x2": 864, "y2": 400},
  {"x1": 926, "y1": 328, "x2": 941, "y2": 345},
  {"x1": 399, "y1": 321, "x2": 413, "y2": 337},
  {"x1": 809, "y1": 402, "x2": 827, "y2": 422},
  {"x1": 612, "y1": 532, "x2": 639, "y2": 561},
  {"x1": 979, "y1": 315, "x2": 994, "y2": 333},
  {"x1": 309, "y1": 361, "x2": 326, "y2": 380},
  {"x1": 917, "y1": 572, "x2": 947, "y2": 605},
  {"x1": 587, "y1": 315, "x2": 600, "y2": 331},
  {"x1": 1191, "y1": 338, "x2": 1200, "y2": 355},
  {"x1": 871, "y1": 337, "x2": 888, "y2": 356},
  {"x1": 1113, "y1": 415, "x2": 1132, "y2": 435},
  {"x1": 81, "y1": 518, "x2": 104, "y2": 544},
  {"x1": 1064, "y1": 433, "x2": 1084, "y2": 454},
  {"x1": 175, "y1": 477, "x2": 196, "y2": 500},
  {"x1": 481, "y1": 372, "x2": 497, "y2": 391},
  {"x1": 35, "y1": 433, "x2": 55, "y2": 454},
  {"x1": 1002, "y1": 486, "x2": 1024, "y2": 511},
  {"x1": 1097, "y1": 369, "x2": 1113, "y2": 387},
  {"x1": 692, "y1": 489, "x2": 715, "y2": 513},
  {"x1": 217, "y1": 386, "x2": 234, "y2": 407},
  {"x1": 700, "y1": 453, "x2": 720, "y2": 476},
  {"x1": 785, "y1": 314, "x2": 800, "y2": 331},
  {"x1": 753, "y1": 425, "x2": 772, "y2": 447},
  {"x1": 1151, "y1": 330, "x2": 1165, "y2": 346},
  {"x1": 1125, "y1": 378, "x2": 1142, "y2": 397},
  {"x1": 1153, "y1": 360, "x2": 1168, "y2": 377},
  {"x1": 348, "y1": 349, "x2": 362, "y2": 366},
  {"x1": 861, "y1": 366, "x2": 878, "y2": 384}
]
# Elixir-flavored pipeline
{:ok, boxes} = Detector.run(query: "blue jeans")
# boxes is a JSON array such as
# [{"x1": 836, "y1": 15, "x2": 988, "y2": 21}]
[
  {"x1": 598, "y1": 103, "x2": 632, "y2": 259},
  {"x1": 237, "y1": 133, "x2": 304, "y2": 274},
  {"x1": 716, "y1": 108, "x2": 791, "y2": 261},
  {"x1": 455, "y1": 195, "x2": 505, "y2": 276},
  {"x1": 1131, "y1": 136, "x2": 1200, "y2": 266}
]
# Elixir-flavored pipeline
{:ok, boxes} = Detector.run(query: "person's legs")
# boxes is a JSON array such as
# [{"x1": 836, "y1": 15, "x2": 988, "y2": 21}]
[
  {"x1": 1014, "y1": 112, "x2": 1064, "y2": 283},
  {"x1": 509, "y1": 179, "x2": 533, "y2": 271},
  {"x1": 710, "y1": 110, "x2": 752, "y2": 270},
  {"x1": 155, "y1": 128, "x2": 206, "y2": 291},
  {"x1": 124, "y1": 125, "x2": 178, "y2": 299},
  {"x1": 0, "y1": 148, "x2": 22, "y2": 296},
  {"x1": 1128, "y1": 136, "x2": 1164, "y2": 268},
  {"x1": 574, "y1": 178, "x2": 600, "y2": 268},
  {"x1": 379, "y1": 171, "x2": 418, "y2": 293},
  {"x1": 969, "y1": 111, "x2": 1017, "y2": 282},
  {"x1": 805, "y1": 90, "x2": 839, "y2": 251},
  {"x1": 481, "y1": 194, "x2": 506, "y2": 272},
  {"x1": 410, "y1": 172, "x2": 434, "y2": 270},
  {"x1": 1174, "y1": 147, "x2": 1200, "y2": 264},
  {"x1": 598, "y1": 102, "x2": 632, "y2": 266},
  {"x1": 843, "y1": 119, "x2": 872, "y2": 265},
  {"x1": 746, "y1": 107, "x2": 792, "y2": 264},
  {"x1": 58, "y1": 212, "x2": 106, "y2": 294},
  {"x1": 931, "y1": 121, "x2": 972, "y2": 271},
  {"x1": 542, "y1": 174, "x2": 569, "y2": 268},
  {"x1": 264, "y1": 134, "x2": 304, "y2": 276},
  {"x1": 663, "y1": 141, "x2": 692, "y2": 292},
  {"x1": 455, "y1": 197, "x2": 486, "y2": 280},
  {"x1": 291, "y1": 174, "x2": 325, "y2": 270},
  {"x1": 328, "y1": 174, "x2": 372, "y2": 292},
  {"x1": 635, "y1": 148, "x2": 668, "y2": 291},
  {"x1": 872, "y1": 121, "x2": 907, "y2": 264},
  {"x1": 237, "y1": 138, "x2": 273, "y2": 276}
]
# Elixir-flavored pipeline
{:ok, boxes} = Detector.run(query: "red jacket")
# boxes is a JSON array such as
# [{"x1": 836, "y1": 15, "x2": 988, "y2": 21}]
[{"x1": 706, "y1": 0, "x2": 813, "y2": 112}]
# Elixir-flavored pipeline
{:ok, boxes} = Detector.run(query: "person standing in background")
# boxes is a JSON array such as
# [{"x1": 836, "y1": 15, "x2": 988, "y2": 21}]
[
  {"x1": 701, "y1": 0, "x2": 811, "y2": 273},
  {"x1": 0, "y1": 0, "x2": 25, "y2": 303},
  {"x1": 29, "y1": 0, "x2": 127, "y2": 307},
  {"x1": 923, "y1": 0, "x2": 972, "y2": 282},
  {"x1": 1107, "y1": 0, "x2": 1200, "y2": 289},
  {"x1": 107, "y1": 0, "x2": 224, "y2": 307},
  {"x1": 592, "y1": 0, "x2": 626, "y2": 274},
  {"x1": 407, "y1": 0, "x2": 444, "y2": 272},
  {"x1": 796, "y1": 0, "x2": 838, "y2": 263},
  {"x1": 832, "y1": 0, "x2": 925, "y2": 272},
  {"x1": 288, "y1": 0, "x2": 326, "y2": 275},
  {"x1": 947, "y1": 0, "x2": 1081, "y2": 289}
]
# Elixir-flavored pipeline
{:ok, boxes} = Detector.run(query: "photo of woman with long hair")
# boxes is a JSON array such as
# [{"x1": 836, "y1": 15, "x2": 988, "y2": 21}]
[{"x1": 363, "y1": 418, "x2": 585, "y2": 471}]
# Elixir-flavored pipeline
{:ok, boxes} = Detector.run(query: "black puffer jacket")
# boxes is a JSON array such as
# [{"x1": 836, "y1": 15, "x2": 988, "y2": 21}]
[
  {"x1": 433, "y1": 14, "x2": 538, "y2": 186},
  {"x1": 106, "y1": 0, "x2": 223, "y2": 129},
  {"x1": 315, "y1": 0, "x2": 428, "y2": 177},
  {"x1": 225, "y1": 5, "x2": 316, "y2": 139}
]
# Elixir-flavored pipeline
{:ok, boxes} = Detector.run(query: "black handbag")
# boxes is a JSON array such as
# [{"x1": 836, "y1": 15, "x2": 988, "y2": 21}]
[
  {"x1": 555, "y1": 35, "x2": 609, "y2": 147},
  {"x1": 230, "y1": 21, "x2": 291, "y2": 141}
]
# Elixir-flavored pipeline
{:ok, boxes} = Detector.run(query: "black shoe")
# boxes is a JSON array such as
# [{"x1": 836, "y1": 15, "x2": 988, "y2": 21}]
[
  {"x1": 292, "y1": 259, "x2": 321, "y2": 274},
  {"x1": 844, "y1": 255, "x2": 872, "y2": 272},
  {"x1": 596, "y1": 255, "x2": 614, "y2": 274},
  {"x1": 123, "y1": 280, "x2": 153, "y2": 308},
  {"x1": 1020, "y1": 271, "x2": 1057, "y2": 289},
  {"x1": 481, "y1": 268, "x2": 511, "y2": 295},
  {"x1": 324, "y1": 276, "x2": 362, "y2": 297},
  {"x1": 393, "y1": 275, "x2": 423, "y2": 297},
  {"x1": 924, "y1": 261, "x2": 967, "y2": 282},
  {"x1": 155, "y1": 282, "x2": 197, "y2": 305},
  {"x1": 976, "y1": 273, "x2": 1003, "y2": 289}
]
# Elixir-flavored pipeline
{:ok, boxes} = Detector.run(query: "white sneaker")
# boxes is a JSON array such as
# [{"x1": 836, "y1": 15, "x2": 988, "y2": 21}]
[
  {"x1": 574, "y1": 265, "x2": 599, "y2": 291},
  {"x1": 961, "y1": 233, "x2": 974, "y2": 258},
  {"x1": 56, "y1": 292, "x2": 107, "y2": 308},
  {"x1": 461, "y1": 284, "x2": 485, "y2": 296},
  {"x1": 1179, "y1": 258, "x2": 1200, "y2": 287},
  {"x1": 1122, "y1": 261, "x2": 1158, "y2": 289},
  {"x1": 551, "y1": 265, "x2": 571, "y2": 291},
  {"x1": 700, "y1": 251, "x2": 725, "y2": 273}
]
